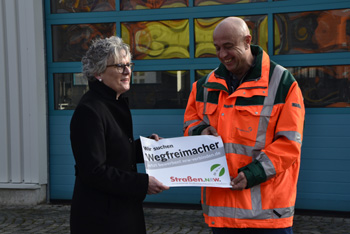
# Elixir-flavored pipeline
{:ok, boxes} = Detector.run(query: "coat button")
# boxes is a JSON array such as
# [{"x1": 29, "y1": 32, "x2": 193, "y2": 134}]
[
  {"x1": 129, "y1": 138, "x2": 133, "y2": 143},
  {"x1": 212, "y1": 221, "x2": 215, "y2": 225}
]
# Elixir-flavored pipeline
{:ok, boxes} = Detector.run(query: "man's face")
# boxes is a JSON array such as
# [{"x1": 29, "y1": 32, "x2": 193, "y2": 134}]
[{"x1": 213, "y1": 28, "x2": 248, "y2": 76}]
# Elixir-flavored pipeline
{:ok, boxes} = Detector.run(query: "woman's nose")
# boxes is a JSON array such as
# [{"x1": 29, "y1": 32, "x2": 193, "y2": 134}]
[{"x1": 123, "y1": 66, "x2": 131, "y2": 74}]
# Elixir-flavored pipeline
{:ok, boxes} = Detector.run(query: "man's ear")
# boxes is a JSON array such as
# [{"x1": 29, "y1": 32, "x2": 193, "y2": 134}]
[{"x1": 244, "y1": 35, "x2": 252, "y2": 49}]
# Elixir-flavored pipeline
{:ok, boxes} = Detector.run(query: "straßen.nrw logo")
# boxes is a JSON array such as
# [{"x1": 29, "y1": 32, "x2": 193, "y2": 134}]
[{"x1": 210, "y1": 164, "x2": 225, "y2": 177}]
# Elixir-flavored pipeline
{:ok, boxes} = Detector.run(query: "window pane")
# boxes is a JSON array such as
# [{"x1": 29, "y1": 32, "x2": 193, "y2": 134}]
[
  {"x1": 51, "y1": 0, "x2": 116, "y2": 13},
  {"x1": 195, "y1": 0, "x2": 267, "y2": 7},
  {"x1": 126, "y1": 71, "x2": 190, "y2": 109},
  {"x1": 54, "y1": 73, "x2": 89, "y2": 110},
  {"x1": 121, "y1": 0, "x2": 188, "y2": 10},
  {"x1": 195, "y1": 15, "x2": 268, "y2": 58},
  {"x1": 195, "y1": 17, "x2": 221, "y2": 58},
  {"x1": 121, "y1": 20, "x2": 189, "y2": 60},
  {"x1": 52, "y1": 23, "x2": 116, "y2": 62},
  {"x1": 54, "y1": 71, "x2": 191, "y2": 110},
  {"x1": 195, "y1": 69, "x2": 212, "y2": 80},
  {"x1": 274, "y1": 9, "x2": 350, "y2": 55},
  {"x1": 290, "y1": 65, "x2": 350, "y2": 107}
]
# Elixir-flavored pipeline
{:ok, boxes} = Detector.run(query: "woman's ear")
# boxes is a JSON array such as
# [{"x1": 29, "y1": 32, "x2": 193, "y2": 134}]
[{"x1": 95, "y1": 75, "x2": 102, "y2": 82}]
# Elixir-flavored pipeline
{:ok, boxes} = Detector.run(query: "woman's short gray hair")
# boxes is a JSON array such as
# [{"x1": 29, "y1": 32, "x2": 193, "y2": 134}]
[{"x1": 82, "y1": 36, "x2": 132, "y2": 82}]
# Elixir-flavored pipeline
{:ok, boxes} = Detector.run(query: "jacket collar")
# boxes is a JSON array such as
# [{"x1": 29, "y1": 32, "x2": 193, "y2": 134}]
[
  {"x1": 204, "y1": 45, "x2": 270, "y2": 98},
  {"x1": 213, "y1": 45, "x2": 265, "y2": 82}
]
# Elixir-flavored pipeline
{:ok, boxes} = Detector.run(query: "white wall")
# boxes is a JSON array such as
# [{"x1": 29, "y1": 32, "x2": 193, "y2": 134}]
[{"x1": 0, "y1": 0, "x2": 47, "y2": 204}]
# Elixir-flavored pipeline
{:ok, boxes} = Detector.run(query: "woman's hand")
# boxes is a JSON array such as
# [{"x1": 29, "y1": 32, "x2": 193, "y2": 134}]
[
  {"x1": 147, "y1": 176, "x2": 170, "y2": 195},
  {"x1": 149, "y1": 133, "x2": 162, "y2": 141}
]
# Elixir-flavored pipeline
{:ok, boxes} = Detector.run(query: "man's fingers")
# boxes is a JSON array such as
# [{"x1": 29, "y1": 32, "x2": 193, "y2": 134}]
[
  {"x1": 230, "y1": 172, "x2": 247, "y2": 190},
  {"x1": 201, "y1": 126, "x2": 219, "y2": 136}
]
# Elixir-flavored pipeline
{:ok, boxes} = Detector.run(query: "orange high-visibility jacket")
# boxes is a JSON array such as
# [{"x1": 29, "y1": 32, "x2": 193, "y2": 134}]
[{"x1": 184, "y1": 45, "x2": 305, "y2": 229}]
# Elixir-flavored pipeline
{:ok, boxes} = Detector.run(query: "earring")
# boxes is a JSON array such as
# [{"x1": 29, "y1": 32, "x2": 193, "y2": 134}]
[
  {"x1": 96, "y1": 76, "x2": 102, "y2": 82},
  {"x1": 98, "y1": 78, "x2": 102, "y2": 82}
]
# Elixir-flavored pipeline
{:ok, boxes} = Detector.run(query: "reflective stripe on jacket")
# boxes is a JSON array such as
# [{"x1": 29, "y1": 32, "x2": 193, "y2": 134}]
[{"x1": 183, "y1": 45, "x2": 305, "y2": 229}]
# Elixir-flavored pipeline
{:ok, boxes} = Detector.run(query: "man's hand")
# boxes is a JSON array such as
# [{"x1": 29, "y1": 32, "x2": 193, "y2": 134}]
[
  {"x1": 147, "y1": 176, "x2": 170, "y2": 195},
  {"x1": 201, "y1": 126, "x2": 219, "y2": 136},
  {"x1": 230, "y1": 172, "x2": 248, "y2": 190}
]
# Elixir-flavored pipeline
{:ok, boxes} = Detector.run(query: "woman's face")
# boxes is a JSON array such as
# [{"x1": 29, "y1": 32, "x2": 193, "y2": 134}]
[{"x1": 98, "y1": 50, "x2": 132, "y2": 99}]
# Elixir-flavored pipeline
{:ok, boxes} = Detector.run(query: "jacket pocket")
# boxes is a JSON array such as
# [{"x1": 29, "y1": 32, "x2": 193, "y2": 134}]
[
  {"x1": 204, "y1": 102, "x2": 218, "y2": 115},
  {"x1": 231, "y1": 105, "x2": 277, "y2": 146}
]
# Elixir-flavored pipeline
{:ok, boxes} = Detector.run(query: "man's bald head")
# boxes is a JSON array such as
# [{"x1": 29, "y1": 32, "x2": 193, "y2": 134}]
[
  {"x1": 212, "y1": 17, "x2": 254, "y2": 78},
  {"x1": 214, "y1": 17, "x2": 251, "y2": 41}
]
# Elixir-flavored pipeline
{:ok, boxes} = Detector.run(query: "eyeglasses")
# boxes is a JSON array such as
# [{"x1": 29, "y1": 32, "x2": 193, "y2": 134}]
[{"x1": 106, "y1": 63, "x2": 135, "y2": 73}]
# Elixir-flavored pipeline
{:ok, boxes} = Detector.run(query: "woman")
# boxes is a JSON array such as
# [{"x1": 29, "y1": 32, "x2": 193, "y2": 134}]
[{"x1": 70, "y1": 36, "x2": 169, "y2": 234}]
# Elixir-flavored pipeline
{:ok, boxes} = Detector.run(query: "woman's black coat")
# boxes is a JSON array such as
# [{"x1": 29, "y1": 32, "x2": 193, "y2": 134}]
[{"x1": 70, "y1": 81, "x2": 149, "y2": 234}]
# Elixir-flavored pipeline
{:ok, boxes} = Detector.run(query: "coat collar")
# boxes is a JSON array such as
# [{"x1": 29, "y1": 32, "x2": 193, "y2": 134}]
[{"x1": 89, "y1": 80, "x2": 124, "y2": 101}]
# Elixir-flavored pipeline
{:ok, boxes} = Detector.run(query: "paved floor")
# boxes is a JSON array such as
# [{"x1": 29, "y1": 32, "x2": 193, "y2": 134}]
[{"x1": 0, "y1": 203, "x2": 349, "y2": 233}]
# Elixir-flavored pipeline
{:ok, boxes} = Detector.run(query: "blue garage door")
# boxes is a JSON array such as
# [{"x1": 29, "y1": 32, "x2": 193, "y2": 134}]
[{"x1": 45, "y1": 0, "x2": 350, "y2": 211}]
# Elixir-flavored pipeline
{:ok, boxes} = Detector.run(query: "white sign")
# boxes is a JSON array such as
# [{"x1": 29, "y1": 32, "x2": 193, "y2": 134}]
[{"x1": 140, "y1": 135, "x2": 231, "y2": 188}]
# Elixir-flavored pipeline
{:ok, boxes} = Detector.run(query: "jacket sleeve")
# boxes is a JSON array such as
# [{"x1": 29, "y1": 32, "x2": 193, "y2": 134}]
[
  {"x1": 184, "y1": 81, "x2": 210, "y2": 136},
  {"x1": 134, "y1": 138, "x2": 144, "y2": 163},
  {"x1": 239, "y1": 74, "x2": 305, "y2": 188},
  {"x1": 70, "y1": 104, "x2": 149, "y2": 200}
]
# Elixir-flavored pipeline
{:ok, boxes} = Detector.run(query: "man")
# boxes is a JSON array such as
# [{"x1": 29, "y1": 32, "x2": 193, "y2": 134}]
[{"x1": 183, "y1": 17, "x2": 305, "y2": 234}]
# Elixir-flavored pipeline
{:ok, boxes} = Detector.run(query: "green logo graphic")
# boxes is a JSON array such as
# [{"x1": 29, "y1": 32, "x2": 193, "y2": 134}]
[{"x1": 210, "y1": 164, "x2": 225, "y2": 177}]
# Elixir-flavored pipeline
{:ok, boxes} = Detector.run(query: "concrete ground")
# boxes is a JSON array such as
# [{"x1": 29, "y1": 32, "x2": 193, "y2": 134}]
[{"x1": 0, "y1": 203, "x2": 349, "y2": 233}]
